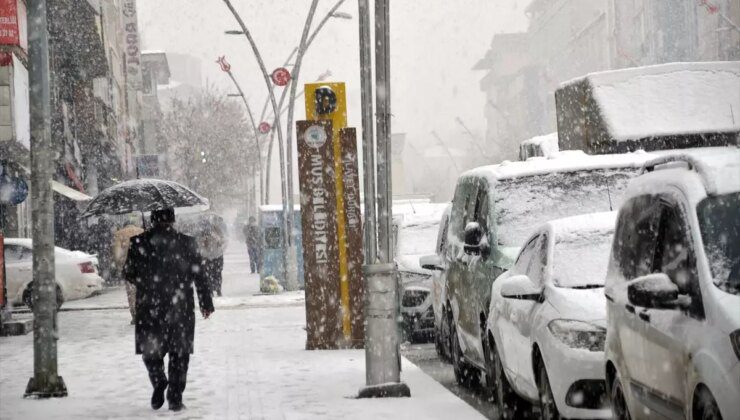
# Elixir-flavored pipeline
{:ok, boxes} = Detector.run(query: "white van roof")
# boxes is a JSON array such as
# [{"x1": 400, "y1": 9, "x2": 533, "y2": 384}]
[
  {"x1": 641, "y1": 147, "x2": 740, "y2": 195},
  {"x1": 462, "y1": 150, "x2": 656, "y2": 182}
]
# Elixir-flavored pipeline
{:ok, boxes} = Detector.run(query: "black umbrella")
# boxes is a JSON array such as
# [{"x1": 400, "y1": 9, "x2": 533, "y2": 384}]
[{"x1": 80, "y1": 178, "x2": 208, "y2": 217}]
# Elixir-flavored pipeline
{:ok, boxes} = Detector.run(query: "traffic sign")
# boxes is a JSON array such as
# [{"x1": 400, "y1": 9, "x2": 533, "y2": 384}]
[
  {"x1": 258, "y1": 121, "x2": 271, "y2": 134},
  {"x1": 271, "y1": 67, "x2": 291, "y2": 86}
]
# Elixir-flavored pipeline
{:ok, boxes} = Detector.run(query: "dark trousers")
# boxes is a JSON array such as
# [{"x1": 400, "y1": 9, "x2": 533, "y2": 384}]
[
  {"x1": 143, "y1": 351, "x2": 190, "y2": 405},
  {"x1": 247, "y1": 247, "x2": 259, "y2": 273}
]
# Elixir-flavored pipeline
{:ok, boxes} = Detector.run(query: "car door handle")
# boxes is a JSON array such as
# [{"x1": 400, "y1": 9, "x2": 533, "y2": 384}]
[
  {"x1": 625, "y1": 304, "x2": 635, "y2": 313},
  {"x1": 638, "y1": 312, "x2": 650, "y2": 323}
]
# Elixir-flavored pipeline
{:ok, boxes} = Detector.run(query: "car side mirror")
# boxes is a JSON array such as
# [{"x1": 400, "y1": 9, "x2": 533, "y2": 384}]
[
  {"x1": 627, "y1": 273, "x2": 690, "y2": 310},
  {"x1": 419, "y1": 254, "x2": 443, "y2": 271},
  {"x1": 500, "y1": 274, "x2": 542, "y2": 301},
  {"x1": 464, "y1": 222, "x2": 489, "y2": 256}
]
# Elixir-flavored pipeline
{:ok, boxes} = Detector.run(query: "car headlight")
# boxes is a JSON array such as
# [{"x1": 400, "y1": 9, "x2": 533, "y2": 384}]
[{"x1": 548, "y1": 319, "x2": 605, "y2": 352}]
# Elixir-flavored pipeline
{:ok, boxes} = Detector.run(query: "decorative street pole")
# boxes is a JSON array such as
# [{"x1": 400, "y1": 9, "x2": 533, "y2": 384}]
[
  {"x1": 217, "y1": 55, "x2": 264, "y2": 207},
  {"x1": 221, "y1": 0, "x2": 290, "y2": 282},
  {"x1": 24, "y1": 0, "x2": 67, "y2": 398}
]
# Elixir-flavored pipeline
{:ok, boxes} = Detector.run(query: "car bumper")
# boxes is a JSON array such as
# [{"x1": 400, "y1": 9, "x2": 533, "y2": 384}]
[
  {"x1": 541, "y1": 339, "x2": 611, "y2": 419},
  {"x1": 401, "y1": 305, "x2": 435, "y2": 339},
  {"x1": 79, "y1": 274, "x2": 104, "y2": 297}
]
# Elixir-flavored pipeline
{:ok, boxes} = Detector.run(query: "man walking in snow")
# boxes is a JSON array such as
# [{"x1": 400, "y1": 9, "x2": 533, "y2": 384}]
[
  {"x1": 243, "y1": 216, "x2": 261, "y2": 273},
  {"x1": 123, "y1": 208, "x2": 214, "y2": 411}
]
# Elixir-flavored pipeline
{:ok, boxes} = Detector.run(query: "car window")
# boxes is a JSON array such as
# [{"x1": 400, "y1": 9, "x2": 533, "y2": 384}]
[
  {"x1": 526, "y1": 234, "x2": 548, "y2": 285},
  {"x1": 696, "y1": 192, "x2": 740, "y2": 295},
  {"x1": 654, "y1": 202, "x2": 703, "y2": 318},
  {"x1": 4, "y1": 244, "x2": 31, "y2": 262},
  {"x1": 512, "y1": 235, "x2": 539, "y2": 275},
  {"x1": 450, "y1": 179, "x2": 477, "y2": 243},
  {"x1": 613, "y1": 195, "x2": 662, "y2": 281},
  {"x1": 436, "y1": 212, "x2": 450, "y2": 255}
]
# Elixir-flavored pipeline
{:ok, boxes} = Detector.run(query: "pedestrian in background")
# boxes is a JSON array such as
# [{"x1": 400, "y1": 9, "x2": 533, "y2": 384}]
[
  {"x1": 243, "y1": 216, "x2": 261, "y2": 274},
  {"x1": 123, "y1": 208, "x2": 214, "y2": 412},
  {"x1": 112, "y1": 217, "x2": 144, "y2": 324}
]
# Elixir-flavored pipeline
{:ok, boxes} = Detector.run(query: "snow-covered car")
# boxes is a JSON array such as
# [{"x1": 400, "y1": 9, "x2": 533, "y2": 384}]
[
  {"x1": 419, "y1": 204, "x2": 452, "y2": 359},
  {"x1": 4, "y1": 238, "x2": 104, "y2": 309},
  {"x1": 604, "y1": 148, "x2": 740, "y2": 420},
  {"x1": 443, "y1": 150, "x2": 658, "y2": 391},
  {"x1": 395, "y1": 203, "x2": 449, "y2": 342},
  {"x1": 486, "y1": 212, "x2": 616, "y2": 419}
]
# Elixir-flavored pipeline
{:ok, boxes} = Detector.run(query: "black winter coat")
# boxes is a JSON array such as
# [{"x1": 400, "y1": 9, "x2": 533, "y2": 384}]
[{"x1": 123, "y1": 225, "x2": 214, "y2": 355}]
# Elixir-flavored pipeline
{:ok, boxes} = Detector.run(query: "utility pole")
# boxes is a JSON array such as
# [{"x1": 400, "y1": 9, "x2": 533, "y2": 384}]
[
  {"x1": 358, "y1": 0, "x2": 409, "y2": 399},
  {"x1": 24, "y1": 0, "x2": 67, "y2": 398}
]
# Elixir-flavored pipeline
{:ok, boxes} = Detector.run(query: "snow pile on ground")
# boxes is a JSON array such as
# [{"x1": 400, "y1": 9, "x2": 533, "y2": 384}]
[
  {"x1": 1, "y1": 240, "x2": 485, "y2": 420},
  {"x1": 564, "y1": 61, "x2": 740, "y2": 141}
]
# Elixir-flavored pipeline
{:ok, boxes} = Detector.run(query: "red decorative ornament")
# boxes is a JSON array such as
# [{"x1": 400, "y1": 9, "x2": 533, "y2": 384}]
[
  {"x1": 258, "y1": 122, "x2": 271, "y2": 134},
  {"x1": 271, "y1": 67, "x2": 291, "y2": 87},
  {"x1": 216, "y1": 56, "x2": 231, "y2": 72}
]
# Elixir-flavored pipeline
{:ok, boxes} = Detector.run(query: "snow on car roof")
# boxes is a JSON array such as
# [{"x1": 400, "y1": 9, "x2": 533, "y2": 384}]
[
  {"x1": 546, "y1": 211, "x2": 617, "y2": 239},
  {"x1": 4, "y1": 238, "x2": 93, "y2": 257},
  {"x1": 561, "y1": 61, "x2": 740, "y2": 141},
  {"x1": 462, "y1": 149, "x2": 655, "y2": 182},
  {"x1": 641, "y1": 146, "x2": 740, "y2": 196}
]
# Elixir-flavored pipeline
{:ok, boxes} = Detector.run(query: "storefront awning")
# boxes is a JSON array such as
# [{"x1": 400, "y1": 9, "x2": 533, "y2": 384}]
[{"x1": 51, "y1": 180, "x2": 92, "y2": 202}]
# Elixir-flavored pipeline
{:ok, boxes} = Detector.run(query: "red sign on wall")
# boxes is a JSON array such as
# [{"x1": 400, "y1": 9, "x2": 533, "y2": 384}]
[{"x1": 0, "y1": 0, "x2": 20, "y2": 46}]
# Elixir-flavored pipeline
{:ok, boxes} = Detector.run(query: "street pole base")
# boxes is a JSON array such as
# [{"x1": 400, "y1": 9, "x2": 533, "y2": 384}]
[
  {"x1": 24, "y1": 376, "x2": 68, "y2": 398},
  {"x1": 357, "y1": 382, "x2": 411, "y2": 399}
]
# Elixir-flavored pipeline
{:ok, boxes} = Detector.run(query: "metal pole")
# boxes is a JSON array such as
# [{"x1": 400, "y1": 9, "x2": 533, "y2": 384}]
[
  {"x1": 358, "y1": 0, "x2": 376, "y2": 265},
  {"x1": 284, "y1": 0, "x2": 320, "y2": 291},
  {"x1": 260, "y1": 0, "x2": 346, "y2": 204},
  {"x1": 24, "y1": 0, "x2": 67, "y2": 398},
  {"x1": 225, "y1": 69, "x2": 264, "y2": 206},
  {"x1": 221, "y1": 0, "x2": 290, "y2": 282},
  {"x1": 358, "y1": 0, "x2": 409, "y2": 398}
]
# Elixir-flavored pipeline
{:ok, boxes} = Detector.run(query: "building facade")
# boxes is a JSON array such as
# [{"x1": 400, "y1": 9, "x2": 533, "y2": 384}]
[{"x1": 476, "y1": 0, "x2": 740, "y2": 160}]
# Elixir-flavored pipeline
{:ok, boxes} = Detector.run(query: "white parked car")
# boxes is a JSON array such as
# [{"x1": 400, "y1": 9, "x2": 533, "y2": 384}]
[
  {"x1": 604, "y1": 148, "x2": 740, "y2": 420},
  {"x1": 395, "y1": 206, "x2": 448, "y2": 342},
  {"x1": 4, "y1": 238, "x2": 104, "y2": 309},
  {"x1": 486, "y1": 212, "x2": 617, "y2": 419}
]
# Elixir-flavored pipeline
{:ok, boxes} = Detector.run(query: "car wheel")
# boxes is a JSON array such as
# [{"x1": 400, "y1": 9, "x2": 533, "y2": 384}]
[
  {"x1": 492, "y1": 339, "x2": 530, "y2": 419},
  {"x1": 611, "y1": 375, "x2": 631, "y2": 420},
  {"x1": 538, "y1": 360, "x2": 561, "y2": 420},
  {"x1": 694, "y1": 386, "x2": 722, "y2": 420},
  {"x1": 438, "y1": 307, "x2": 452, "y2": 362},
  {"x1": 21, "y1": 283, "x2": 63, "y2": 311},
  {"x1": 56, "y1": 285, "x2": 64, "y2": 310},
  {"x1": 482, "y1": 331, "x2": 497, "y2": 402},
  {"x1": 451, "y1": 324, "x2": 480, "y2": 388},
  {"x1": 22, "y1": 285, "x2": 34, "y2": 310}
]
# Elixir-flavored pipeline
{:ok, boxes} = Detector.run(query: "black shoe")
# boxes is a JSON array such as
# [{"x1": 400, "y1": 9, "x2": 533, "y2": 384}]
[
  {"x1": 151, "y1": 385, "x2": 166, "y2": 410},
  {"x1": 169, "y1": 401, "x2": 186, "y2": 412}
]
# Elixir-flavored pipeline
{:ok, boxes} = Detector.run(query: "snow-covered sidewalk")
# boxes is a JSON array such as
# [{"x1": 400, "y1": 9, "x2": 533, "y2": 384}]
[{"x1": 0, "y1": 242, "x2": 485, "y2": 419}]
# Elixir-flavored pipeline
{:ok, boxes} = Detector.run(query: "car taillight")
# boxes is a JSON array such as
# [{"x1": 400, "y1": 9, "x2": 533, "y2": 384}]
[{"x1": 78, "y1": 262, "x2": 96, "y2": 274}]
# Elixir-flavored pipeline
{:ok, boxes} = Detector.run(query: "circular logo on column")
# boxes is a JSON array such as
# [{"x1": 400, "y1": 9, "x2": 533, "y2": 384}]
[{"x1": 304, "y1": 125, "x2": 327, "y2": 149}]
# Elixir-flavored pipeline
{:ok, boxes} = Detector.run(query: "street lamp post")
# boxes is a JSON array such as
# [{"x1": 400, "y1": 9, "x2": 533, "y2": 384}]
[
  {"x1": 221, "y1": 0, "x2": 291, "y2": 283},
  {"x1": 218, "y1": 57, "x2": 264, "y2": 208},
  {"x1": 240, "y1": 0, "x2": 350, "y2": 205}
]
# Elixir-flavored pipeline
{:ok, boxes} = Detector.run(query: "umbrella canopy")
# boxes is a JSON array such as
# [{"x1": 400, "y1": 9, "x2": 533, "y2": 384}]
[{"x1": 81, "y1": 179, "x2": 208, "y2": 218}]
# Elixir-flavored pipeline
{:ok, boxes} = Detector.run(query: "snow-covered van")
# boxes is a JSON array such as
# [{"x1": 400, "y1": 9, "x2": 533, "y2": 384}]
[{"x1": 605, "y1": 147, "x2": 740, "y2": 420}]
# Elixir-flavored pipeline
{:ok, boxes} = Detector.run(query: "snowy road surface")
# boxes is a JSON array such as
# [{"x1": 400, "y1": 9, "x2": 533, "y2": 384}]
[{"x1": 0, "y1": 242, "x2": 485, "y2": 419}]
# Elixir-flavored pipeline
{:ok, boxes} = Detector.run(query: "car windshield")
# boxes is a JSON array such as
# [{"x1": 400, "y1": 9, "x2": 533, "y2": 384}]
[
  {"x1": 397, "y1": 220, "x2": 441, "y2": 257},
  {"x1": 697, "y1": 192, "x2": 740, "y2": 295},
  {"x1": 552, "y1": 228, "x2": 613, "y2": 288},
  {"x1": 494, "y1": 169, "x2": 634, "y2": 246}
]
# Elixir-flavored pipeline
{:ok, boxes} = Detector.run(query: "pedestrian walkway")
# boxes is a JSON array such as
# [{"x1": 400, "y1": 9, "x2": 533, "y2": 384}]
[{"x1": 0, "y1": 241, "x2": 485, "y2": 419}]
